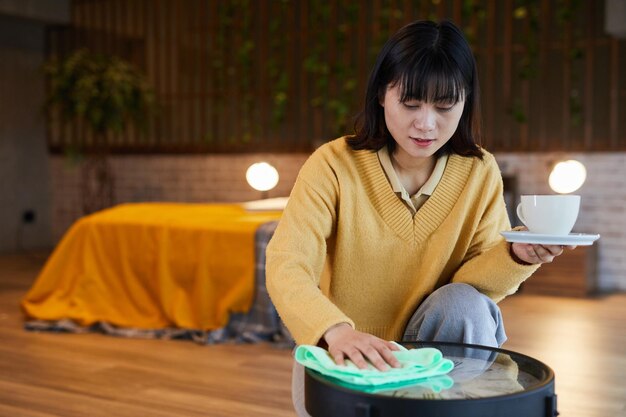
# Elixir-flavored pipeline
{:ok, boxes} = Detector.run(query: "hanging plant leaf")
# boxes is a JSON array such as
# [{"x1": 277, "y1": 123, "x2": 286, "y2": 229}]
[{"x1": 44, "y1": 48, "x2": 155, "y2": 141}]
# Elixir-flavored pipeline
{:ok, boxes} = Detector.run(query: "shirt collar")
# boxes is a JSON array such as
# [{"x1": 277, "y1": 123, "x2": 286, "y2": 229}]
[{"x1": 377, "y1": 146, "x2": 448, "y2": 198}]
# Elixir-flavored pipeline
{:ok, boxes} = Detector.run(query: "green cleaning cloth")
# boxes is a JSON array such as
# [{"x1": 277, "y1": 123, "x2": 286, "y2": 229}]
[
  {"x1": 295, "y1": 343, "x2": 454, "y2": 389},
  {"x1": 333, "y1": 374, "x2": 454, "y2": 394}
]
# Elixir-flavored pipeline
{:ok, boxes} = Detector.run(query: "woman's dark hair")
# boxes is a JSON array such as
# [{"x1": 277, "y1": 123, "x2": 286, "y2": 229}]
[{"x1": 348, "y1": 20, "x2": 483, "y2": 158}]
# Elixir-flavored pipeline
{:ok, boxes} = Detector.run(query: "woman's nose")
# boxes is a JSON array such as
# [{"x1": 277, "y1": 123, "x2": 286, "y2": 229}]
[{"x1": 414, "y1": 108, "x2": 436, "y2": 132}]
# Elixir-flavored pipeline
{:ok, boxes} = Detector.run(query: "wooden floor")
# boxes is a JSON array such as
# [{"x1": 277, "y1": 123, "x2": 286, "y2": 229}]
[{"x1": 1, "y1": 252, "x2": 625, "y2": 417}]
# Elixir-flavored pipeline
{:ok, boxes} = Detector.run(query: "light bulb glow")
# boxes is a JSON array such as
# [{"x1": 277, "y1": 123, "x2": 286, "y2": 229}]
[
  {"x1": 549, "y1": 159, "x2": 587, "y2": 194},
  {"x1": 246, "y1": 162, "x2": 279, "y2": 192}
]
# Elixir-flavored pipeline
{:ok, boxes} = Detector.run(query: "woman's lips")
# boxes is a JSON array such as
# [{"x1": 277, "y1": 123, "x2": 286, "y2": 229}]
[{"x1": 410, "y1": 137, "x2": 435, "y2": 147}]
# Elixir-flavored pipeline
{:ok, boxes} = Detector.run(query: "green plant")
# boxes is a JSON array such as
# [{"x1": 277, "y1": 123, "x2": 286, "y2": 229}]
[
  {"x1": 514, "y1": 0, "x2": 540, "y2": 81},
  {"x1": 44, "y1": 48, "x2": 155, "y2": 142},
  {"x1": 44, "y1": 49, "x2": 155, "y2": 213},
  {"x1": 461, "y1": 0, "x2": 486, "y2": 46},
  {"x1": 268, "y1": 1, "x2": 291, "y2": 128},
  {"x1": 556, "y1": 0, "x2": 584, "y2": 127},
  {"x1": 304, "y1": 2, "x2": 360, "y2": 138},
  {"x1": 507, "y1": 0, "x2": 582, "y2": 127}
]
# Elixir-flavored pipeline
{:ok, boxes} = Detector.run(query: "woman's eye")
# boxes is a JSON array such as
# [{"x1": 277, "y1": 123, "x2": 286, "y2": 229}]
[
  {"x1": 436, "y1": 103, "x2": 455, "y2": 112},
  {"x1": 403, "y1": 103, "x2": 419, "y2": 109}
]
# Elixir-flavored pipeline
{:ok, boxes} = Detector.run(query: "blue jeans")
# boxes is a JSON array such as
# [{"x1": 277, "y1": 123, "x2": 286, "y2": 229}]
[
  {"x1": 401, "y1": 282, "x2": 507, "y2": 346},
  {"x1": 291, "y1": 283, "x2": 507, "y2": 416}
]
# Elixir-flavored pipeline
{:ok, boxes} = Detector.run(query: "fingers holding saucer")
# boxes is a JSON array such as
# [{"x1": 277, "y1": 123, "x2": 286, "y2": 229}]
[{"x1": 526, "y1": 244, "x2": 560, "y2": 263}]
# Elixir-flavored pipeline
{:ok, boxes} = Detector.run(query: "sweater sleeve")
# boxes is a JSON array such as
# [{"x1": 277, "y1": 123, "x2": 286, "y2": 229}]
[
  {"x1": 265, "y1": 149, "x2": 355, "y2": 345},
  {"x1": 451, "y1": 156, "x2": 539, "y2": 302}
]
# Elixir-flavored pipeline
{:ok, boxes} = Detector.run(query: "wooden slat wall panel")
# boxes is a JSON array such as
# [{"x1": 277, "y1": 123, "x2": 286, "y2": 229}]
[
  {"x1": 561, "y1": 6, "x2": 572, "y2": 151},
  {"x1": 502, "y1": 0, "x2": 513, "y2": 149},
  {"x1": 584, "y1": 1, "x2": 594, "y2": 149},
  {"x1": 609, "y1": 38, "x2": 619, "y2": 148},
  {"x1": 46, "y1": 0, "x2": 626, "y2": 154}
]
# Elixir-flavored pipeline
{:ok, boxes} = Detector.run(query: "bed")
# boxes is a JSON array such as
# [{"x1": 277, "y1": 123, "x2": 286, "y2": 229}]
[{"x1": 21, "y1": 202, "x2": 292, "y2": 345}]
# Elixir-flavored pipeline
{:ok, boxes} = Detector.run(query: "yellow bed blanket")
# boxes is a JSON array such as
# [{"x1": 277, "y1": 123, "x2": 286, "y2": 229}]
[{"x1": 21, "y1": 203, "x2": 282, "y2": 330}]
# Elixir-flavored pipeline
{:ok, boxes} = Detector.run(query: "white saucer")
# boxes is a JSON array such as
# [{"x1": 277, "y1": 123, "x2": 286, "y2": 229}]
[{"x1": 500, "y1": 231, "x2": 600, "y2": 246}]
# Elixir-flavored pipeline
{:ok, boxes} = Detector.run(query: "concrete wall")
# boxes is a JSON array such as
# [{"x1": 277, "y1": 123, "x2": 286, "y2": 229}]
[
  {"x1": 0, "y1": 15, "x2": 52, "y2": 252},
  {"x1": 49, "y1": 151, "x2": 626, "y2": 292}
]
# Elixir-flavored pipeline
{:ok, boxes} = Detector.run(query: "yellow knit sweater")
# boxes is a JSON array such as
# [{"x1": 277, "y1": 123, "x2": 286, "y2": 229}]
[{"x1": 266, "y1": 137, "x2": 538, "y2": 345}]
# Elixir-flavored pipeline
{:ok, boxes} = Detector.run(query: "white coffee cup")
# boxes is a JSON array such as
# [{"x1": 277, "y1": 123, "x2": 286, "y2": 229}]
[{"x1": 516, "y1": 195, "x2": 580, "y2": 235}]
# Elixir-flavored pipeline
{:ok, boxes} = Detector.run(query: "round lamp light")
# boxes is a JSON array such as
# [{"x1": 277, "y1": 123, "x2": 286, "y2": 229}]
[
  {"x1": 246, "y1": 162, "x2": 279, "y2": 192},
  {"x1": 548, "y1": 159, "x2": 587, "y2": 194}
]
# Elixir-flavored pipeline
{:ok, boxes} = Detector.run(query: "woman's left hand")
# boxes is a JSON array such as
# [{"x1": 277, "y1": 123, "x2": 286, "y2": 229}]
[{"x1": 511, "y1": 242, "x2": 576, "y2": 265}]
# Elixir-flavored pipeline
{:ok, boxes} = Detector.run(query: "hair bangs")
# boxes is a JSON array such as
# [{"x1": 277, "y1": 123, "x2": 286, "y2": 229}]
[{"x1": 397, "y1": 55, "x2": 467, "y2": 104}]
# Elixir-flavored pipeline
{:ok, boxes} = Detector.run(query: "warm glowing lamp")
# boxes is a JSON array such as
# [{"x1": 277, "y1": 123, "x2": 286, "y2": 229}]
[
  {"x1": 246, "y1": 162, "x2": 279, "y2": 198},
  {"x1": 548, "y1": 159, "x2": 587, "y2": 194}
]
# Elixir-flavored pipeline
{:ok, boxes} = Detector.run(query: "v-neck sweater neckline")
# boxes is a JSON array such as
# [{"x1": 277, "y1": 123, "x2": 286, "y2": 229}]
[{"x1": 356, "y1": 149, "x2": 475, "y2": 244}]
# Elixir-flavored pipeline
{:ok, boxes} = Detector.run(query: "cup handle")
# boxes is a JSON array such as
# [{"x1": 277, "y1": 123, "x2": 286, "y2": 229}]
[{"x1": 516, "y1": 203, "x2": 526, "y2": 225}]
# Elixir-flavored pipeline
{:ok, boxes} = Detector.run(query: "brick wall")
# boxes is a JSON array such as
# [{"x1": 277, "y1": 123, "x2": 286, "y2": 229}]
[
  {"x1": 50, "y1": 151, "x2": 626, "y2": 291},
  {"x1": 50, "y1": 153, "x2": 309, "y2": 242}
]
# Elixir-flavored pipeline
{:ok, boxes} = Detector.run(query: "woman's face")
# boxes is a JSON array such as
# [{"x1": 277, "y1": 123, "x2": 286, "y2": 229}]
[{"x1": 381, "y1": 83, "x2": 465, "y2": 161}]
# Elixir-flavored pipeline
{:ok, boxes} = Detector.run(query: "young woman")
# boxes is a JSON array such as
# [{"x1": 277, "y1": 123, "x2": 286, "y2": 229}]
[{"x1": 266, "y1": 20, "x2": 567, "y2": 416}]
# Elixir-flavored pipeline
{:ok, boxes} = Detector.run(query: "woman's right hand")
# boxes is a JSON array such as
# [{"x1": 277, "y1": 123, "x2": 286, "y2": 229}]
[{"x1": 322, "y1": 323, "x2": 401, "y2": 371}]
